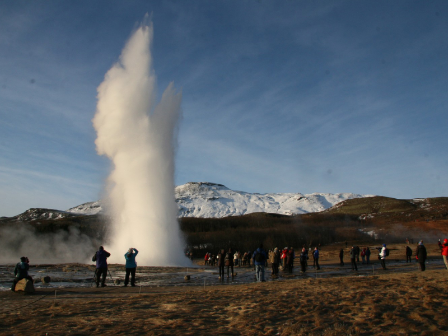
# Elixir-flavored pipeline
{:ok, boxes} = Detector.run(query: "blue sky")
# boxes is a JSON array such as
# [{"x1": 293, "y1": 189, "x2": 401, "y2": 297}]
[{"x1": 0, "y1": 1, "x2": 447, "y2": 217}]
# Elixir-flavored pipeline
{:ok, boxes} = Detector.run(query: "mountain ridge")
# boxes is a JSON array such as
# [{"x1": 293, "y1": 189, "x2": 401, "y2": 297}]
[
  {"x1": 1, "y1": 182, "x2": 374, "y2": 221},
  {"x1": 66, "y1": 182, "x2": 372, "y2": 219}
]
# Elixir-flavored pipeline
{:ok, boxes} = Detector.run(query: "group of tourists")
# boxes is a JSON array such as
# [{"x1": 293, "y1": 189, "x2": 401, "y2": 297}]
[
  {"x1": 11, "y1": 246, "x2": 139, "y2": 291},
  {"x1": 91, "y1": 246, "x2": 139, "y2": 288},
  {"x1": 11, "y1": 238, "x2": 448, "y2": 290},
  {"x1": 203, "y1": 250, "x2": 255, "y2": 267},
  {"x1": 204, "y1": 238, "x2": 448, "y2": 283}
]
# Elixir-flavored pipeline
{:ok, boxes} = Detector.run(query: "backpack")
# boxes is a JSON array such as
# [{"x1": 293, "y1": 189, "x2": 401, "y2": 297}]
[
  {"x1": 92, "y1": 253, "x2": 97, "y2": 262},
  {"x1": 385, "y1": 248, "x2": 390, "y2": 257},
  {"x1": 254, "y1": 250, "x2": 265, "y2": 263}
]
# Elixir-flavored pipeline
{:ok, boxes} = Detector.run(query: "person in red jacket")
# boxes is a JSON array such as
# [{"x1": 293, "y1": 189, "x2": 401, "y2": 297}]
[{"x1": 441, "y1": 238, "x2": 448, "y2": 270}]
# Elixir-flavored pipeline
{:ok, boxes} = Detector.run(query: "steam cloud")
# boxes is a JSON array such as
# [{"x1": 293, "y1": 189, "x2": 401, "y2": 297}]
[
  {"x1": 92, "y1": 19, "x2": 189, "y2": 266},
  {"x1": 0, "y1": 224, "x2": 99, "y2": 264}
]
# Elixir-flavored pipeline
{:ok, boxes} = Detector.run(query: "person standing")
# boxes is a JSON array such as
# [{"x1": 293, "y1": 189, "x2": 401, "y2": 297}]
[
  {"x1": 350, "y1": 246, "x2": 358, "y2": 271},
  {"x1": 11, "y1": 257, "x2": 33, "y2": 291},
  {"x1": 379, "y1": 244, "x2": 387, "y2": 270},
  {"x1": 299, "y1": 248, "x2": 308, "y2": 273},
  {"x1": 234, "y1": 251, "x2": 239, "y2": 267},
  {"x1": 281, "y1": 248, "x2": 288, "y2": 270},
  {"x1": 441, "y1": 239, "x2": 448, "y2": 270},
  {"x1": 416, "y1": 240, "x2": 427, "y2": 271},
  {"x1": 365, "y1": 247, "x2": 371, "y2": 264},
  {"x1": 406, "y1": 246, "x2": 412, "y2": 263},
  {"x1": 361, "y1": 248, "x2": 366, "y2": 264},
  {"x1": 253, "y1": 244, "x2": 267, "y2": 282},
  {"x1": 217, "y1": 249, "x2": 226, "y2": 279},
  {"x1": 286, "y1": 247, "x2": 295, "y2": 273},
  {"x1": 354, "y1": 246, "x2": 360, "y2": 262},
  {"x1": 271, "y1": 247, "x2": 280, "y2": 276},
  {"x1": 225, "y1": 248, "x2": 234, "y2": 278},
  {"x1": 339, "y1": 248, "x2": 344, "y2": 266},
  {"x1": 93, "y1": 246, "x2": 111, "y2": 287},
  {"x1": 124, "y1": 248, "x2": 138, "y2": 287},
  {"x1": 313, "y1": 247, "x2": 320, "y2": 270}
]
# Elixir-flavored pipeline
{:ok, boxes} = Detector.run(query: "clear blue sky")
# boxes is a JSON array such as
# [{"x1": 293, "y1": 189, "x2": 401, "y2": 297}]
[{"x1": 1, "y1": 1, "x2": 447, "y2": 217}]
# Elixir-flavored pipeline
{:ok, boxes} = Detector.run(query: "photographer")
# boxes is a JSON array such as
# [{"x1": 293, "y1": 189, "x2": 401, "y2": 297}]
[
  {"x1": 93, "y1": 246, "x2": 111, "y2": 287},
  {"x1": 124, "y1": 247, "x2": 139, "y2": 287}
]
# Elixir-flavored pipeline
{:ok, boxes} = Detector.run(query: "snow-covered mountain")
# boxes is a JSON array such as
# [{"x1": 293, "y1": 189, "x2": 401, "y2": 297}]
[{"x1": 66, "y1": 182, "x2": 372, "y2": 218}]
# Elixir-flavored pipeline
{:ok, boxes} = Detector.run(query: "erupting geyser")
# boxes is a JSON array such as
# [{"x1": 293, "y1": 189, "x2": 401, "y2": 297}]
[{"x1": 92, "y1": 18, "x2": 189, "y2": 266}]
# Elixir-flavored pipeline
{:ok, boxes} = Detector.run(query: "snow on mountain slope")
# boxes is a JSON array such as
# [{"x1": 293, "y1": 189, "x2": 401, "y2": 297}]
[
  {"x1": 66, "y1": 182, "x2": 372, "y2": 218},
  {"x1": 66, "y1": 201, "x2": 103, "y2": 215}
]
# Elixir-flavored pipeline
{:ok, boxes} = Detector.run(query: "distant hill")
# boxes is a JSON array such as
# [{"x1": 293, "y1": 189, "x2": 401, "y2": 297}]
[{"x1": 325, "y1": 196, "x2": 448, "y2": 222}]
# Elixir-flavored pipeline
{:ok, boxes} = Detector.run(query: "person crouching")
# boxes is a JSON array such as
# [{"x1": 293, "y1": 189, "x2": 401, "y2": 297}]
[
  {"x1": 11, "y1": 257, "x2": 33, "y2": 291},
  {"x1": 124, "y1": 248, "x2": 139, "y2": 287}
]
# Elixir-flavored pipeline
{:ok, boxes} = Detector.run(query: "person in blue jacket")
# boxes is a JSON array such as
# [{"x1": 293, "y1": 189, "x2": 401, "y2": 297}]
[
  {"x1": 313, "y1": 247, "x2": 320, "y2": 270},
  {"x1": 124, "y1": 248, "x2": 139, "y2": 287},
  {"x1": 253, "y1": 244, "x2": 268, "y2": 282}
]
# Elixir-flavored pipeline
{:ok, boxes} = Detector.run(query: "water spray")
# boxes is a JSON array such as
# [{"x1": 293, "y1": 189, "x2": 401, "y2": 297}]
[{"x1": 93, "y1": 17, "x2": 190, "y2": 267}]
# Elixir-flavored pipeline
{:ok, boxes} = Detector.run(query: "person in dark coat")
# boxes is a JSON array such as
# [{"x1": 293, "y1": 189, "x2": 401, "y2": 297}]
[
  {"x1": 354, "y1": 245, "x2": 360, "y2": 262},
  {"x1": 286, "y1": 247, "x2": 295, "y2": 273},
  {"x1": 406, "y1": 246, "x2": 412, "y2": 263},
  {"x1": 11, "y1": 257, "x2": 33, "y2": 291},
  {"x1": 217, "y1": 249, "x2": 226, "y2": 279},
  {"x1": 93, "y1": 246, "x2": 111, "y2": 287},
  {"x1": 350, "y1": 246, "x2": 358, "y2": 271},
  {"x1": 416, "y1": 240, "x2": 427, "y2": 271},
  {"x1": 365, "y1": 247, "x2": 371, "y2": 264},
  {"x1": 299, "y1": 248, "x2": 308, "y2": 273},
  {"x1": 253, "y1": 244, "x2": 268, "y2": 282},
  {"x1": 339, "y1": 248, "x2": 344, "y2": 266},
  {"x1": 225, "y1": 248, "x2": 234, "y2": 278}
]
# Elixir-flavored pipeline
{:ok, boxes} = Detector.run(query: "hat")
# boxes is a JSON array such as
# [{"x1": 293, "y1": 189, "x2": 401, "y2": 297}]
[
  {"x1": 20, "y1": 257, "x2": 26, "y2": 262},
  {"x1": 382, "y1": 244, "x2": 386, "y2": 247}
]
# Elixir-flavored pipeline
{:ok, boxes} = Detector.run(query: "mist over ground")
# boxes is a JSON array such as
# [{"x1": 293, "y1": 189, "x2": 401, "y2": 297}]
[{"x1": 0, "y1": 224, "x2": 99, "y2": 264}]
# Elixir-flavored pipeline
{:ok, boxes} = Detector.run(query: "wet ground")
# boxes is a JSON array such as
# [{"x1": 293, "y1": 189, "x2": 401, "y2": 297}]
[{"x1": 1, "y1": 257, "x2": 445, "y2": 291}]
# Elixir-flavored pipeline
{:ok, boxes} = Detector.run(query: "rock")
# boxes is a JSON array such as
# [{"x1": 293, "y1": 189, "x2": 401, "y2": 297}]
[
  {"x1": 184, "y1": 275, "x2": 190, "y2": 281},
  {"x1": 41, "y1": 276, "x2": 51, "y2": 284},
  {"x1": 14, "y1": 278, "x2": 35, "y2": 293}
]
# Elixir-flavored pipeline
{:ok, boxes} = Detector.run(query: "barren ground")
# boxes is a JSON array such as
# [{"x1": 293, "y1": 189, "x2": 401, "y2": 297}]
[{"x1": 1, "y1": 243, "x2": 447, "y2": 335}]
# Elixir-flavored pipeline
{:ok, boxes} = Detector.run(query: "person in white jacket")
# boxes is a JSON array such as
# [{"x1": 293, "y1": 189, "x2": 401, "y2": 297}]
[{"x1": 379, "y1": 244, "x2": 387, "y2": 270}]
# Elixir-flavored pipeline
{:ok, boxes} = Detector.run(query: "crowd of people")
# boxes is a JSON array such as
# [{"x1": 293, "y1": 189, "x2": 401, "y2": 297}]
[
  {"x1": 10, "y1": 238, "x2": 448, "y2": 290},
  {"x1": 200, "y1": 238, "x2": 448, "y2": 282}
]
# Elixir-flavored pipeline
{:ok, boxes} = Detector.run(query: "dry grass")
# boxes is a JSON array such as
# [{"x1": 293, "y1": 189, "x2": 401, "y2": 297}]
[{"x1": 1, "y1": 268, "x2": 448, "y2": 335}]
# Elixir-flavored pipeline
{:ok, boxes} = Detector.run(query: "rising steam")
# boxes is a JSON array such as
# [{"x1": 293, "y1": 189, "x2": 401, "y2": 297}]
[{"x1": 92, "y1": 19, "x2": 189, "y2": 266}]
